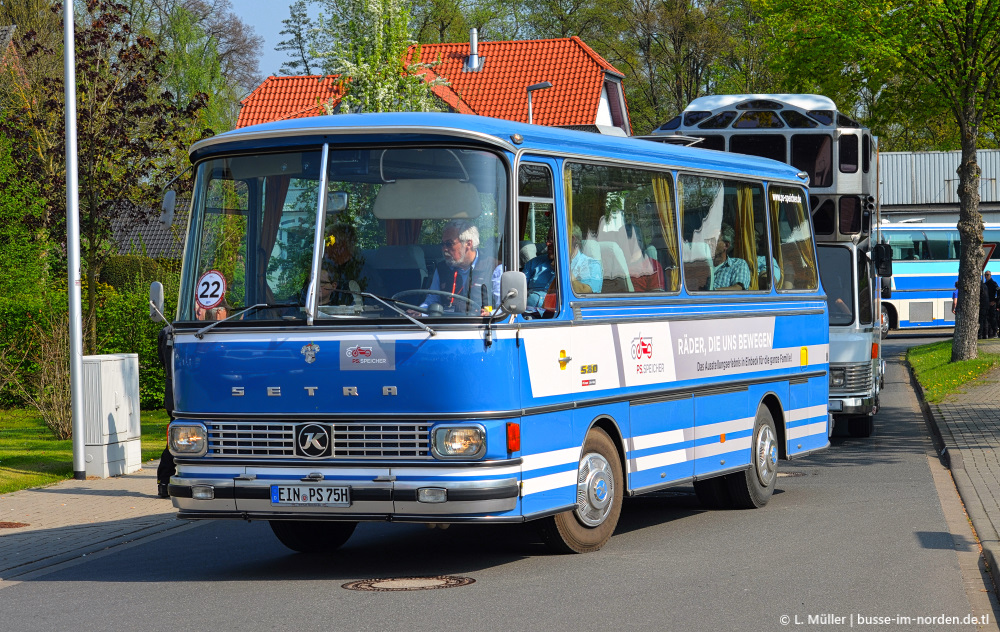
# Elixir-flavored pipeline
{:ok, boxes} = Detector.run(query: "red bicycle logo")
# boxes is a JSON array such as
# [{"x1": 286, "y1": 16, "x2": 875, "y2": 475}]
[
  {"x1": 346, "y1": 345, "x2": 373, "y2": 358},
  {"x1": 631, "y1": 336, "x2": 653, "y2": 360}
]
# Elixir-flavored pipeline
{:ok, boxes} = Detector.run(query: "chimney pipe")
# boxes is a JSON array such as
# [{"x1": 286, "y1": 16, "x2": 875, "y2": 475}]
[{"x1": 466, "y1": 28, "x2": 480, "y2": 72}]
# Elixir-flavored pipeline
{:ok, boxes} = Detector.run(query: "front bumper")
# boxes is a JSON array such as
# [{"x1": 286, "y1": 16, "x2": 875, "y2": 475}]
[
  {"x1": 829, "y1": 395, "x2": 875, "y2": 416},
  {"x1": 169, "y1": 460, "x2": 521, "y2": 522}
]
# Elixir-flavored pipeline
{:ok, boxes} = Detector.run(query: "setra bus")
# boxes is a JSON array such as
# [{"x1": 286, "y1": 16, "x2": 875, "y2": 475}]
[
  {"x1": 652, "y1": 94, "x2": 891, "y2": 438},
  {"x1": 152, "y1": 112, "x2": 832, "y2": 554},
  {"x1": 881, "y1": 221, "x2": 1000, "y2": 331}
]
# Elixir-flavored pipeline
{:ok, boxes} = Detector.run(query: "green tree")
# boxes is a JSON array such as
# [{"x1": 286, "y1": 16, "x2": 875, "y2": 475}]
[
  {"x1": 0, "y1": 116, "x2": 50, "y2": 298},
  {"x1": 313, "y1": 0, "x2": 446, "y2": 113},
  {"x1": 2, "y1": 0, "x2": 207, "y2": 354},
  {"x1": 276, "y1": 0, "x2": 316, "y2": 75}
]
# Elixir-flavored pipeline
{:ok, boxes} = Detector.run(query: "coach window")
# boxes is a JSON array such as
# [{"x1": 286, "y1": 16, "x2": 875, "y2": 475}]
[
  {"x1": 839, "y1": 134, "x2": 859, "y2": 173},
  {"x1": 862, "y1": 134, "x2": 871, "y2": 173},
  {"x1": 518, "y1": 163, "x2": 558, "y2": 315},
  {"x1": 791, "y1": 134, "x2": 833, "y2": 188},
  {"x1": 692, "y1": 135, "x2": 725, "y2": 151},
  {"x1": 730, "y1": 134, "x2": 787, "y2": 164},
  {"x1": 811, "y1": 198, "x2": 835, "y2": 235},
  {"x1": 563, "y1": 162, "x2": 681, "y2": 295},
  {"x1": 839, "y1": 196, "x2": 862, "y2": 234},
  {"x1": 769, "y1": 186, "x2": 818, "y2": 291},
  {"x1": 679, "y1": 174, "x2": 767, "y2": 293}
]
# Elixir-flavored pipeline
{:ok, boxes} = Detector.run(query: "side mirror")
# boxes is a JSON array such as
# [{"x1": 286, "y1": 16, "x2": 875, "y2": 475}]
[
  {"x1": 149, "y1": 281, "x2": 165, "y2": 322},
  {"x1": 499, "y1": 270, "x2": 527, "y2": 315},
  {"x1": 329, "y1": 191, "x2": 348, "y2": 213},
  {"x1": 881, "y1": 278, "x2": 892, "y2": 299},
  {"x1": 160, "y1": 190, "x2": 176, "y2": 227},
  {"x1": 873, "y1": 243, "x2": 892, "y2": 277}
]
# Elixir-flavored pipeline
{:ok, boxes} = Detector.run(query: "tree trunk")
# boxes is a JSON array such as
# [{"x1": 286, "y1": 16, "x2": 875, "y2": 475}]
[{"x1": 951, "y1": 111, "x2": 984, "y2": 361}]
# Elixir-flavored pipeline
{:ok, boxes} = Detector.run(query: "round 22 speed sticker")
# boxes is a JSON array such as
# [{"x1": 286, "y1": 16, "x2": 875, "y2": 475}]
[{"x1": 195, "y1": 270, "x2": 226, "y2": 310}]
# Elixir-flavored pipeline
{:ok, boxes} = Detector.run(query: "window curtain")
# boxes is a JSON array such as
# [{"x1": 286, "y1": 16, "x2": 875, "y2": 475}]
[
  {"x1": 386, "y1": 219, "x2": 423, "y2": 246},
  {"x1": 733, "y1": 183, "x2": 758, "y2": 290},
  {"x1": 651, "y1": 174, "x2": 680, "y2": 291},
  {"x1": 564, "y1": 165, "x2": 574, "y2": 253},
  {"x1": 258, "y1": 175, "x2": 290, "y2": 304},
  {"x1": 769, "y1": 190, "x2": 818, "y2": 290}
]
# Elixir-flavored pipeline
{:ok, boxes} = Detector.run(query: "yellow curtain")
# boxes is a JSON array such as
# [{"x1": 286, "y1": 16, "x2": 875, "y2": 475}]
[
  {"x1": 651, "y1": 174, "x2": 680, "y2": 291},
  {"x1": 768, "y1": 188, "x2": 818, "y2": 290},
  {"x1": 564, "y1": 165, "x2": 574, "y2": 254},
  {"x1": 733, "y1": 184, "x2": 758, "y2": 290}
]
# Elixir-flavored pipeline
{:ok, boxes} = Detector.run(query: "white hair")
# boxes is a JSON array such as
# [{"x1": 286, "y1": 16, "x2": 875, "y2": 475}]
[{"x1": 446, "y1": 219, "x2": 480, "y2": 248}]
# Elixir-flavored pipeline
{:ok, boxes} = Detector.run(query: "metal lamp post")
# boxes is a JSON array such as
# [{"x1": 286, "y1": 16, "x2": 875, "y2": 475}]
[{"x1": 526, "y1": 81, "x2": 553, "y2": 125}]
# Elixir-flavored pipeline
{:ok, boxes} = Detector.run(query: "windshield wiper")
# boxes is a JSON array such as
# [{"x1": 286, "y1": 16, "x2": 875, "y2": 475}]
[
  {"x1": 324, "y1": 289, "x2": 436, "y2": 336},
  {"x1": 194, "y1": 303, "x2": 298, "y2": 339}
]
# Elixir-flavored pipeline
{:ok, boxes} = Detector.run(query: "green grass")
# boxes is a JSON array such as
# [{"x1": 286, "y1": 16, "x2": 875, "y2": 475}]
[
  {"x1": 0, "y1": 409, "x2": 170, "y2": 495},
  {"x1": 907, "y1": 340, "x2": 1000, "y2": 403}
]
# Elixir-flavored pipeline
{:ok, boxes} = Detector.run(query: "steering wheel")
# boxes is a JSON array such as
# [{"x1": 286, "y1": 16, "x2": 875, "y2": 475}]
[{"x1": 391, "y1": 289, "x2": 482, "y2": 314}]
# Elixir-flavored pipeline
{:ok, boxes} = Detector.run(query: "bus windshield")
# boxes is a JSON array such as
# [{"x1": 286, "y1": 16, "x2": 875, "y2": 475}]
[
  {"x1": 817, "y1": 245, "x2": 854, "y2": 325},
  {"x1": 179, "y1": 146, "x2": 508, "y2": 322}
]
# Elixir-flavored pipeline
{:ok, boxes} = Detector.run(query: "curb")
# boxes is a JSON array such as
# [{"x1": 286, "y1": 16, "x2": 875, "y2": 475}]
[{"x1": 907, "y1": 357, "x2": 1000, "y2": 596}]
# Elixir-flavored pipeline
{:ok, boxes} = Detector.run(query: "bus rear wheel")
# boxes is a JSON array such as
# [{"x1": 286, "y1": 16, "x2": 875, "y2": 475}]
[
  {"x1": 538, "y1": 428, "x2": 623, "y2": 554},
  {"x1": 269, "y1": 520, "x2": 357, "y2": 554},
  {"x1": 726, "y1": 405, "x2": 778, "y2": 509}
]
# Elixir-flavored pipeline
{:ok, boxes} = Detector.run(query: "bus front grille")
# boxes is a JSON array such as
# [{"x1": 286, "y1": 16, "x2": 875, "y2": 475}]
[
  {"x1": 830, "y1": 363, "x2": 873, "y2": 395},
  {"x1": 205, "y1": 421, "x2": 432, "y2": 459}
]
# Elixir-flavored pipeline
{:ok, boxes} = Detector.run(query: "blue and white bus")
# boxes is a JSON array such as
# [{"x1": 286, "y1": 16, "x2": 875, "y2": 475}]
[
  {"x1": 881, "y1": 222, "x2": 1000, "y2": 331},
  {"x1": 154, "y1": 112, "x2": 831, "y2": 554}
]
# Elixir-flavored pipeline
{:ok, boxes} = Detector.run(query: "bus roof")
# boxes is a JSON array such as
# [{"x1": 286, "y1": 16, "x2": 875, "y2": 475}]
[
  {"x1": 190, "y1": 112, "x2": 808, "y2": 186},
  {"x1": 682, "y1": 94, "x2": 838, "y2": 113}
]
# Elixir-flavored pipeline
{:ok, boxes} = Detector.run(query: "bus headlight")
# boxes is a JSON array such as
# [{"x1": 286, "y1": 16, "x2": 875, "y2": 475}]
[
  {"x1": 169, "y1": 423, "x2": 208, "y2": 456},
  {"x1": 432, "y1": 425, "x2": 486, "y2": 459},
  {"x1": 830, "y1": 369, "x2": 846, "y2": 388}
]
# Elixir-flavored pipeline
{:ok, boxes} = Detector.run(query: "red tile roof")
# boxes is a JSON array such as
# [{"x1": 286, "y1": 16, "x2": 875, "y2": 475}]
[
  {"x1": 237, "y1": 75, "x2": 345, "y2": 128},
  {"x1": 237, "y1": 36, "x2": 626, "y2": 129}
]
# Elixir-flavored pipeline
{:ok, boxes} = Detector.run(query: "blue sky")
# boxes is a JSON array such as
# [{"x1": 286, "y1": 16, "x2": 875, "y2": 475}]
[{"x1": 239, "y1": 0, "x2": 321, "y2": 78}]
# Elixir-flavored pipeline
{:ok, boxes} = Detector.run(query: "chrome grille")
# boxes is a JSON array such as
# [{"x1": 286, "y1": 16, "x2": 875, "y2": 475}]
[
  {"x1": 331, "y1": 423, "x2": 431, "y2": 458},
  {"x1": 205, "y1": 421, "x2": 431, "y2": 459},
  {"x1": 208, "y1": 422, "x2": 296, "y2": 457},
  {"x1": 830, "y1": 363, "x2": 873, "y2": 395}
]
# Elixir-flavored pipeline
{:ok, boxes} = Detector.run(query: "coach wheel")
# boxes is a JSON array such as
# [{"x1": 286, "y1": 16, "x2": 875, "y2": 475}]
[
  {"x1": 880, "y1": 305, "x2": 890, "y2": 338},
  {"x1": 538, "y1": 428, "x2": 623, "y2": 554},
  {"x1": 848, "y1": 415, "x2": 874, "y2": 438},
  {"x1": 726, "y1": 405, "x2": 778, "y2": 509},
  {"x1": 269, "y1": 520, "x2": 357, "y2": 554}
]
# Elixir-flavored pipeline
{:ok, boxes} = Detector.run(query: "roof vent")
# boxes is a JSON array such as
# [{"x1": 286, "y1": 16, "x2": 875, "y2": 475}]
[{"x1": 463, "y1": 28, "x2": 484, "y2": 72}]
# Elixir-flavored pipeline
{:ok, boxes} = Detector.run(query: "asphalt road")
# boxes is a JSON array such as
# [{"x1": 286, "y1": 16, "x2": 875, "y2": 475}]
[{"x1": 3, "y1": 331, "x2": 997, "y2": 631}]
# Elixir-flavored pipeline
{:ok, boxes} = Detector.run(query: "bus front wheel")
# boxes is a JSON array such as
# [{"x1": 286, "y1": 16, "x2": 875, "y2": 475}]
[
  {"x1": 726, "y1": 405, "x2": 778, "y2": 509},
  {"x1": 538, "y1": 428, "x2": 623, "y2": 554},
  {"x1": 269, "y1": 520, "x2": 357, "y2": 554}
]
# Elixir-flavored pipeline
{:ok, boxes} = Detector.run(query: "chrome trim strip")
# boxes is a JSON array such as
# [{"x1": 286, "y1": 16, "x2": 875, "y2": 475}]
[
  {"x1": 788, "y1": 441, "x2": 830, "y2": 460},
  {"x1": 629, "y1": 477, "x2": 694, "y2": 496}
]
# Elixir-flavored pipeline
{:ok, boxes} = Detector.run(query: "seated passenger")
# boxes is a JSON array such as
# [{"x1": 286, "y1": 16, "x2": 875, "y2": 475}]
[
  {"x1": 624, "y1": 225, "x2": 664, "y2": 292},
  {"x1": 523, "y1": 228, "x2": 557, "y2": 308},
  {"x1": 712, "y1": 222, "x2": 752, "y2": 291},
  {"x1": 570, "y1": 225, "x2": 603, "y2": 294},
  {"x1": 420, "y1": 219, "x2": 500, "y2": 314}
]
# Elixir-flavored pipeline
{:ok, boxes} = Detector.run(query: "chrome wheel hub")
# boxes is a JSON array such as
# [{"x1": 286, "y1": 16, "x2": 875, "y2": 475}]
[
  {"x1": 755, "y1": 423, "x2": 778, "y2": 487},
  {"x1": 575, "y1": 452, "x2": 614, "y2": 527}
]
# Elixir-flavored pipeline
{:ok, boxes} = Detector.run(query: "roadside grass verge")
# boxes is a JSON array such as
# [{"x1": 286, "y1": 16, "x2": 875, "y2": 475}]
[
  {"x1": 907, "y1": 340, "x2": 1000, "y2": 404},
  {"x1": 0, "y1": 409, "x2": 170, "y2": 495}
]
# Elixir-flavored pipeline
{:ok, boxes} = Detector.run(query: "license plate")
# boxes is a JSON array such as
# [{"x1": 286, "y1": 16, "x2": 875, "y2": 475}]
[
  {"x1": 829, "y1": 400, "x2": 844, "y2": 412},
  {"x1": 270, "y1": 485, "x2": 351, "y2": 507}
]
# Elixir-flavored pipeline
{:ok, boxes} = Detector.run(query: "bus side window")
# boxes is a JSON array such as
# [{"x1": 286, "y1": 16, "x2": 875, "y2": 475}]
[
  {"x1": 518, "y1": 163, "x2": 556, "y2": 315},
  {"x1": 770, "y1": 186, "x2": 818, "y2": 291}
]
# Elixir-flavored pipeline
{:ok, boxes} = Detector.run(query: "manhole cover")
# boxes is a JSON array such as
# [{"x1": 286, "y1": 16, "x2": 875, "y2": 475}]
[
  {"x1": 0, "y1": 522, "x2": 30, "y2": 529},
  {"x1": 342, "y1": 575, "x2": 475, "y2": 592}
]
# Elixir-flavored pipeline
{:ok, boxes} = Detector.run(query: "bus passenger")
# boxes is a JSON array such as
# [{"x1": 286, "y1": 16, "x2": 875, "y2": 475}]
[
  {"x1": 571, "y1": 225, "x2": 603, "y2": 293},
  {"x1": 712, "y1": 223, "x2": 752, "y2": 291},
  {"x1": 421, "y1": 220, "x2": 499, "y2": 313},
  {"x1": 523, "y1": 228, "x2": 557, "y2": 308}
]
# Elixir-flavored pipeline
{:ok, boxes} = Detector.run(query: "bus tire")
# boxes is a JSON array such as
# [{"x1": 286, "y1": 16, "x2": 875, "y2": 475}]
[
  {"x1": 693, "y1": 476, "x2": 733, "y2": 509},
  {"x1": 848, "y1": 415, "x2": 874, "y2": 438},
  {"x1": 726, "y1": 405, "x2": 778, "y2": 509},
  {"x1": 269, "y1": 520, "x2": 357, "y2": 554},
  {"x1": 538, "y1": 428, "x2": 623, "y2": 554}
]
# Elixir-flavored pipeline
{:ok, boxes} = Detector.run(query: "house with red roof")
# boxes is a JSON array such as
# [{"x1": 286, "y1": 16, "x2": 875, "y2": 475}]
[{"x1": 236, "y1": 34, "x2": 631, "y2": 136}]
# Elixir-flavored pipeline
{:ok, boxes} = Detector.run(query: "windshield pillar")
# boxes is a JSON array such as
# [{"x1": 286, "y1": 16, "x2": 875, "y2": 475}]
[{"x1": 306, "y1": 144, "x2": 331, "y2": 325}]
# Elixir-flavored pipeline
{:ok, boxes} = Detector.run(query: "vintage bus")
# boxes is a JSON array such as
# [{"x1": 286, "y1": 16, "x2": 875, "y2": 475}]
[
  {"x1": 653, "y1": 94, "x2": 890, "y2": 437},
  {"x1": 881, "y1": 221, "x2": 1000, "y2": 330},
  {"x1": 153, "y1": 112, "x2": 831, "y2": 554}
]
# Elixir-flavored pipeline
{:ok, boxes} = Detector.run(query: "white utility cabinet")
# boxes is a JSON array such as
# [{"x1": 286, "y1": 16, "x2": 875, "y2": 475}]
[{"x1": 82, "y1": 354, "x2": 142, "y2": 477}]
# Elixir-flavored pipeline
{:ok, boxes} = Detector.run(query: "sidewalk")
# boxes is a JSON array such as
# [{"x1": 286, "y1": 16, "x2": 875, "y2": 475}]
[
  {"x1": 923, "y1": 338, "x2": 1000, "y2": 592},
  {"x1": 0, "y1": 461, "x2": 190, "y2": 582}
]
